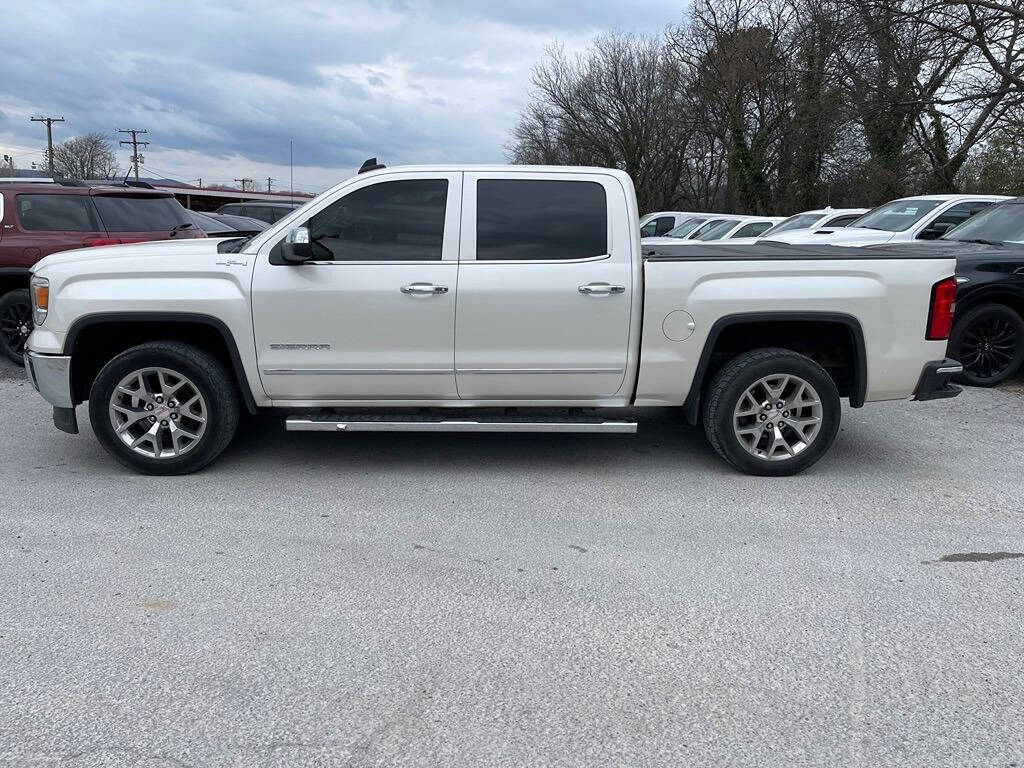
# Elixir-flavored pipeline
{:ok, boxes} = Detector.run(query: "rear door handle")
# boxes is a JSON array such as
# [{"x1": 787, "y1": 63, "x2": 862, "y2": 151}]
[
  {"x1": 401, "y1": 283, "x2": 448, "y2": 295},
  {"x1": 578, "y1": 283, "x2": 626, "y2": 296}
]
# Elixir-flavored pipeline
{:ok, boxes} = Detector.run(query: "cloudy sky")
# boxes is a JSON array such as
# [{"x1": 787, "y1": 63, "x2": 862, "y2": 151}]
[{"x1": 0, "y1": 1, "x2": 683, "y2": 192}]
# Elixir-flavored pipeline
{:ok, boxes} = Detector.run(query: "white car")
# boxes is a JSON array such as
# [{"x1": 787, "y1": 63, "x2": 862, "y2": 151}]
[
  {"x1": 719, "y1": 208, "x2": 869, "y2": 246},
  {"x1": 642, "y1": 215, "x2": 783, "y2": 249},
  {"x1": 25, "y1": 163, "x2": 963, "y2": 477},
  {"x1": 766, "y1": 195, "x2": 1010, "y2": 247},
  {"x1": 639, "y1": 211, "x2": 706, "y2": 238}
]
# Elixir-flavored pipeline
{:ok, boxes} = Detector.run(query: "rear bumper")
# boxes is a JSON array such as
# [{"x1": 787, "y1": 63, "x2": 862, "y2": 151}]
[
  {"x1": 24, "y1": 351, "x2": 79, "y2": 434},
  {"x1": 912, "y1": 358, "x2": 963, "y2": 402}
]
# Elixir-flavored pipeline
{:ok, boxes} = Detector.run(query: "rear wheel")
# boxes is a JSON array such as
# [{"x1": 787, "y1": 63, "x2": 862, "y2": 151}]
[
  {"x1": 0, "y1": 289, "x2": 32, "y2": 365},
  {"x1": 88, "y1": 342, "x2": 239, "y2": 475},
  {"x1": 949, "y1": 304, "x2": 1024, "y2": 387},
  {"x1": 703, "y1": 348, "x2": 841, "y2": 476}
]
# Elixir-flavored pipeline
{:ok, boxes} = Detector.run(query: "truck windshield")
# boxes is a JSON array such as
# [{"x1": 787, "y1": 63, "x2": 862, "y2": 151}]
[
  {"x1": 694, "y1": 219, "x2": 739, "y2": 241},
  {"x1": 762, "y1": 212, "x2": 823, "y2": 236},
  {"x1": 944, "y1": 201, "x2": 1024, "y2": 244},
  {"x1": 664, "y1": 217, "x2": 707, "y2": 238},
  {"x1": 851, "y1": 199, "x2": 943, "y2": 232}
]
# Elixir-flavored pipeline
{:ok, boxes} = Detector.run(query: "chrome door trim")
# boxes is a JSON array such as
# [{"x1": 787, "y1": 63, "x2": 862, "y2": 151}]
[
  {"x1": 263, "y1": 367, "x2": 454, "y2": 376},
  {"x1": 456, "y1": 367, "x2": 625, "y2": 375}
]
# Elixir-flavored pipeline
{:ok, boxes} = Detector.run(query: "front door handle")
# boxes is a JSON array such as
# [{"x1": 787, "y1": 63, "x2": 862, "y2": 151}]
[
  {"x1": 579, "y1": 283, "x2": 626, "y2": 296},
  {"x1": 401, "y1": 283, "x2": 449, "y2": 295}
]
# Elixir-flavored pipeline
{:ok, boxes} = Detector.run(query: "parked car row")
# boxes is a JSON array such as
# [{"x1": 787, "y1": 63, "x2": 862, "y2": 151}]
[
  {"x1": 0, "y1": 181, "x2": 207, "y2": 364},
  {"x1": 0, "y1": 180, "x2": 283, "y2": 366},
  {"x1": 642, "y1": 193, "x2": 1024, "y2": 385}
]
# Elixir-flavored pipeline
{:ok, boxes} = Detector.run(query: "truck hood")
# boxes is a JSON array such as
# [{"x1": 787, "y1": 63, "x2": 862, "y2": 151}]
[
  {"x1": 33, "y1": 236, "x2": 234, "y2": 272},
  {"x1": 766, "y1": 227, "x2": 895, "y2": 246}
]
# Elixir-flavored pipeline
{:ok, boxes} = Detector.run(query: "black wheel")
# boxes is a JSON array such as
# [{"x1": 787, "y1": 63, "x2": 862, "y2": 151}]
[
  {"x1": 88, "y1": 342, "x2": 240, "y2": 475},
  {"x1": 949, "y1": 304, "x2": 1024, "y2": 387},
  {"x1": 703, "y1": 348, "x2": 841, "y2": 477},
  {"x1": 0, "y1": 289, "x2": 32, "y2": 365}
]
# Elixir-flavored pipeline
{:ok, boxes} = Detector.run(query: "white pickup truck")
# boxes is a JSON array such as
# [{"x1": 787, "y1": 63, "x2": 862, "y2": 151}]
[{"x1": 24, "y1": 163, "x2": 964, "y2": 477}]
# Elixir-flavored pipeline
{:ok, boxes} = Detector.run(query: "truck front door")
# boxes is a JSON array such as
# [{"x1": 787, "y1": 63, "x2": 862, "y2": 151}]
[
  {"x1": 454, "y1": 172, "x2": 633, "y2": 400},
  {"x1": 251, "y1": 171, "x2": 461, "y2": 401}
]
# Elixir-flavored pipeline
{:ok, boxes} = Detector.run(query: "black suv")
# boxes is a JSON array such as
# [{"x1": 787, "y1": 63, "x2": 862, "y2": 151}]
[{"x1": 876, "y1": 197, "x2": 1024, "y2": 386}]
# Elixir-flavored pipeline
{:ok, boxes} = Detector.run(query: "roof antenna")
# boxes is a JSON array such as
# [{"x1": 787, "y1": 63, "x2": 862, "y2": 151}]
[{"x1": 358, "y1": 157, "x2": 385, "y2": 174}]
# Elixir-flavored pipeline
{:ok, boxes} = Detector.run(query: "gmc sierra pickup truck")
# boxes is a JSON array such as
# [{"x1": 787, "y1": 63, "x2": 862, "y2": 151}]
[{"x1": 23, "y1": 163, "x2": 963, "y2": 476}]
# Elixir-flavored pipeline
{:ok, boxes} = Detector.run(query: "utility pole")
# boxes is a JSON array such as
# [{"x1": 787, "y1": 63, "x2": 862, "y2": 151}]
[
  {"x1": 234, "y1": 177, "x2": 253, "y2": 192},
  {"x1": 266, "y1": 177, "x2": 273, "y2": 193},
  {"x1": 30, "y1": 115, "x2": 65, "y2": 176},
  {"x1": 117, "y1": 128, "x2": 149, "y2": 180}
]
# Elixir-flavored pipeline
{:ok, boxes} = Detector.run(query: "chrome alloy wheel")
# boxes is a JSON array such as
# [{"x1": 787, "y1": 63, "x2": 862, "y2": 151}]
[
  {"x1": 108, "y1": 367, "x2": 208, "y2": 459},
  {"x1": 733, "y1": 374, "x2": 823, "y2": 461}
]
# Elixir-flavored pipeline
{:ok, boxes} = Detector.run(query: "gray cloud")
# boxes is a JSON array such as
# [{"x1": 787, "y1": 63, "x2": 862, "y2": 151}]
[{"x1": 0, "y1": 0, "x2": 682, "y2": 189}]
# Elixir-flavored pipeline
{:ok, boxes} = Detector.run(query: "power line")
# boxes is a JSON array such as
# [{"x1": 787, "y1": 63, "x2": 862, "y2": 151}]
[
  {"x1": 30, "y1": 115, "x2": 65, "y2": 176},
  {"x1": 234, "y1": 177, "x2": 254, "y2": 192},
  {"x1": 117, "y1": 128, "x2": 150, "y2": 180}
]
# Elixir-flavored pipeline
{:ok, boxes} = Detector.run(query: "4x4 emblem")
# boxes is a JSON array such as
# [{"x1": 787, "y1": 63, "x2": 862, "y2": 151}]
[{"x1": 216, "y1": 258, "x2": 248, "y2": 266}]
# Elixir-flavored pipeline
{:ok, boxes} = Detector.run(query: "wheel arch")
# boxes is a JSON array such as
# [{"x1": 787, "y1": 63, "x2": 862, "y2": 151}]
[
  {"x1": 64, "y1": 312, "x2": 258, "y2": 414},
  {"x1": 956, "y1": 287, "x2": 1024, "y2": 321},
  {"x1": 681, "y1": 311, "x2": 867, "y2": 425}
]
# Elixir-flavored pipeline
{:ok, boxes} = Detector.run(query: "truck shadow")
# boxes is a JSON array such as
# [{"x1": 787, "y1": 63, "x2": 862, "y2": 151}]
[{"x1": 220, "y1": 407, "x2": 724, "y2": 475}]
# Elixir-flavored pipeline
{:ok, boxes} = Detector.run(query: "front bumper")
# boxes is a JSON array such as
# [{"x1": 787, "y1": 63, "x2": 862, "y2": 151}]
[
  {"x1": 24, "y1": 351, "x2": 78, "y2": 434},
  {"x1": 912, "y1": 358, "x2": 963, "y2": 402}
]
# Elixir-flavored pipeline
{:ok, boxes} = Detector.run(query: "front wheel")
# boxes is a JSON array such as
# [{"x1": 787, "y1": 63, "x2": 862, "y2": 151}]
[
  {"x1": 703, "y1": 348, "x2": 841, "y2": 476},
  {"x1": 0, "y1": 289, "x2": 32, "y2": 365},
  {"x1": 88, "y1": 342, "x2": 240, "y2": 475}
]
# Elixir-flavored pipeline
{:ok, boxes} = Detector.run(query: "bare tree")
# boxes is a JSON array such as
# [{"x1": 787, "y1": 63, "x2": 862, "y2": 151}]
[
  {"x1": 51, "y1": 133, "x2": 120, "y2": 180},
  {"x1": 508, "y1": 34, "x2": 695, "y2": 213}
]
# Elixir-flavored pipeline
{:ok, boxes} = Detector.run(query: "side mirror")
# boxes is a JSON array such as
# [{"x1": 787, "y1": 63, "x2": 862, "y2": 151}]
[
  {"x1": 920, "y1": 222, "x2": 953, "y2": 240},
  {"x1": 281, "y1": 226, "x2": 313, "y2": 263}
]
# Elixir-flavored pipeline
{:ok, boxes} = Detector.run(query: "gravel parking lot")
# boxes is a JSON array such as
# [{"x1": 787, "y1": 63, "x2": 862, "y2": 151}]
[{"x1": 2, "y1": 357, "x2": 1023, "y2": 767}]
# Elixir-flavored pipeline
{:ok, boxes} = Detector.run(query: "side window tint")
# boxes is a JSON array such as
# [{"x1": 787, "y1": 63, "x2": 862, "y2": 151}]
[
  {"x1": 302, "y1": 178, "x2": 448, "y2": 261},
  {"x1": 476, "y1": 179, "x2": 607, "y2": 261},
  {"x1": 640, "y1": 220, "x2": 657, "y2": 237},
  {"x1": 17, "y1": 194, "x2": 100, "y2": 231},
  {"x1": 924, "y1": 202, "x2": 991, "y2": 238},
  {"x1": 824, "y1": 214, "x2": 859, "y2": 227},
  {"x1": 653, "y1": 216, "x2": 675, "y2": 236}
]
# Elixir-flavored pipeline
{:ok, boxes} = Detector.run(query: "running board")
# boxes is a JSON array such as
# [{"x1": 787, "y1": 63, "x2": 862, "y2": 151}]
[{"x1": 285, "y1": 412, "x2": 637, "y2": 434}]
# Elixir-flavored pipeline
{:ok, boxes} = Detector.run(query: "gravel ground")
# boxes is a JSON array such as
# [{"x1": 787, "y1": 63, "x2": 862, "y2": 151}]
[{"x1": 1, "y1": 356, "x2": 1023, "y2": 767}]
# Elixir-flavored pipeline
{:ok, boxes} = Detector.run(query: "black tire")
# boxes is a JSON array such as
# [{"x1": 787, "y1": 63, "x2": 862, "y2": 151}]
[
  {"x1": 0, "y1": 289, "x2": 32, "y2": 365},
  {"x1": 88, "y1": 342, "x2": 240, "y2": 475},
  {"x1": 703, "y1": 348, "x2": 841, "y2": 477},
  {"x1": 948, "y1": 304, "x2": 1024, "y2": 387}
]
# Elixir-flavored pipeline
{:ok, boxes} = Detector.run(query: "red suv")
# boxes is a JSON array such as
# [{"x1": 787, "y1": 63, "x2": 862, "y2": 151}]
[{"x1": 0, "y1": 182, "x2": 205, "y2": 363}]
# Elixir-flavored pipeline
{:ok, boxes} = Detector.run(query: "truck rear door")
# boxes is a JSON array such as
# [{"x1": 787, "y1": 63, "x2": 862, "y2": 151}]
[{"x1": 454, "y1": 171, "x2": 633, "y2": 400}]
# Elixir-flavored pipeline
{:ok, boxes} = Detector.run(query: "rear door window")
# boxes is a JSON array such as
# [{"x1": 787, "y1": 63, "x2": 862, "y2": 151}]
[
  {"x1": 476, "y1": 179, "x2": 607, "y2": 261},
  {"x1": 17, "y1": 194, "x2": 101, "y2": 231},
  {"x1": 93, "y1": 195, "x2": 190, "y2": 232},
  {"x1": 641, "y1": 215, "x2": 676, "y2": 237},
  {"x1": 243, "y1": 206, "x2": 276, "y2": 224}
]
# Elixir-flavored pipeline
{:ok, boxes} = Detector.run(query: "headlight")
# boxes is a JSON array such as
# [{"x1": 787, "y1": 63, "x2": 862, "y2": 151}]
[{"x1": 30, "y1": 276, "x2": 49, "y2": 326}]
